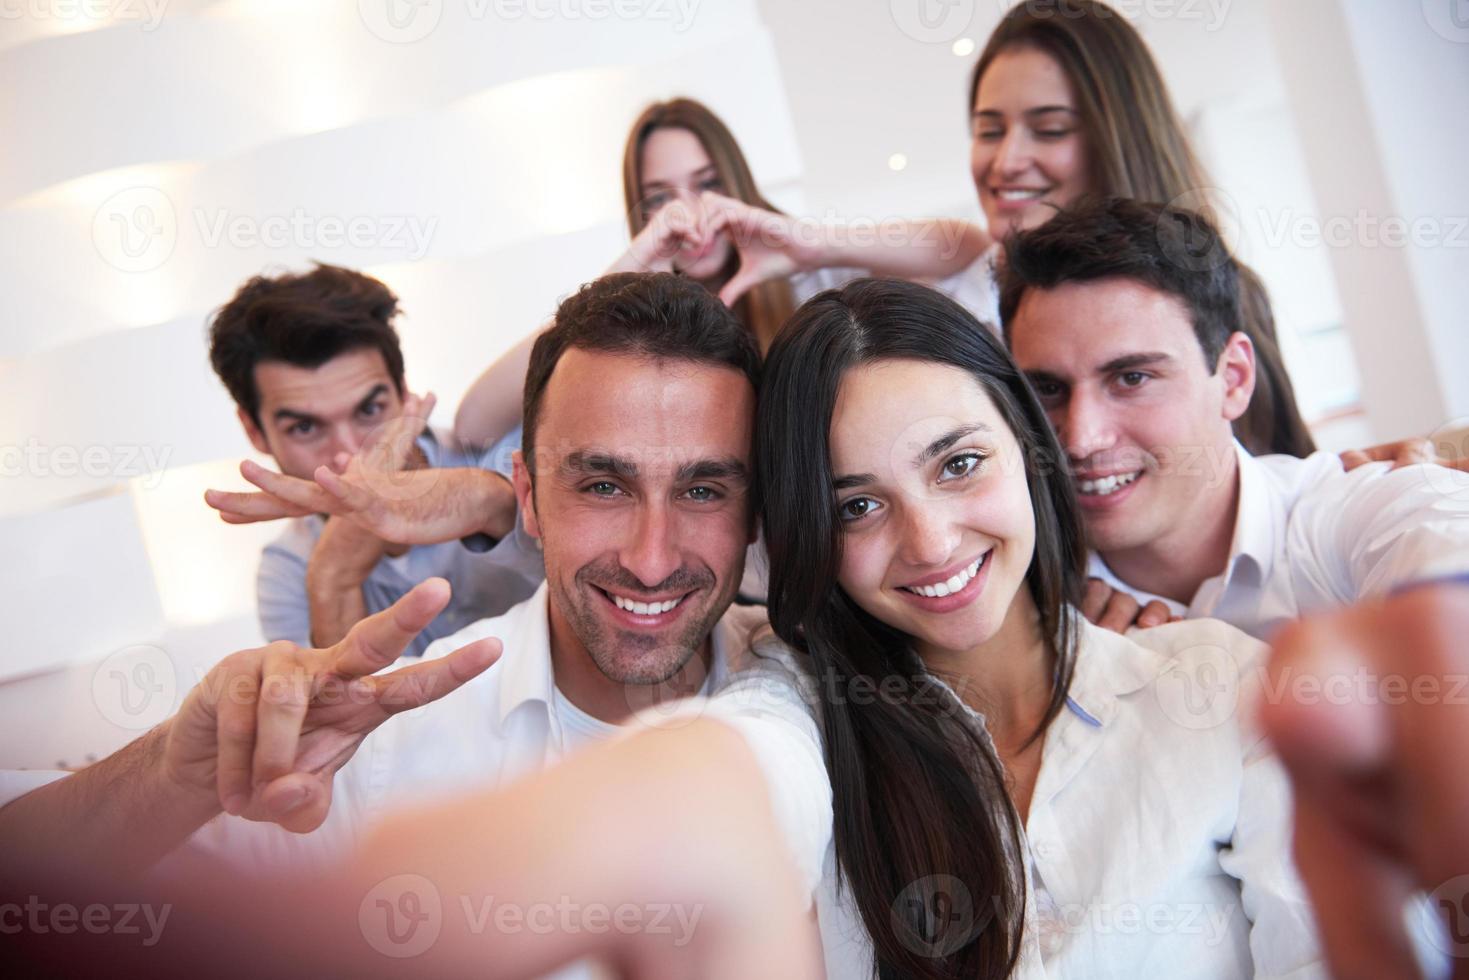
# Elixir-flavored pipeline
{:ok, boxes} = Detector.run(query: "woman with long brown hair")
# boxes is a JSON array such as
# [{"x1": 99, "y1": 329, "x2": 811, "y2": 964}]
[{"x1": 454, "y1": 97, "x2": 993, "y2": 446}]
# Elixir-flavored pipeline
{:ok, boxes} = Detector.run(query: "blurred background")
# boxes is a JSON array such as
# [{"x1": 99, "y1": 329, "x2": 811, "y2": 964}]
[{"x1": 2, "y1": 0, "x2": 1466, "y2": 768}]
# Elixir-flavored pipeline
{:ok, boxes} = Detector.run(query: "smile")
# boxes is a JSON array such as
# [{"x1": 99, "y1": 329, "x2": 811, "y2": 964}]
[
  {"x1": 992, "y1": 188, "x2": 1049, "y2": 201},
  {"x1": 1075, "y1": 471, "x2": 1142, "y2": 497},
  {"x1": 594, "y1": 586, "x2": 694, "y2": 625},
  {"x1": 899, "y1": 553, "x2": 988, "y2": 599},
  {"x1": 608, "y1": 591, "x2": 685, "y2": 615}
]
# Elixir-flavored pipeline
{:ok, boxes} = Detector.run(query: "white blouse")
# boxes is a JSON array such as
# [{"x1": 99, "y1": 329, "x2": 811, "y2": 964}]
[{"x1": 699, "y1": 613, "x2": 1325, "y2": 979}]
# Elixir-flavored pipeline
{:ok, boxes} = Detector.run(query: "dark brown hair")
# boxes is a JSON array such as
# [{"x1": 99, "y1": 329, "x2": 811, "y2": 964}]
[
  {"x1": 759, "y1": 277, "x2": 1086, "y2": 979},
  {"x1": 622, "y1": 98, "x2": 796, "y2": 353},
  {"x1": 207, "y1": 263, "x2": 405, "y2": 427},
  {"x1": 998, "y1": 197, "x2": 1241, "y2": 368},
  {"x1": 970, "y1": 0, "x2": 1314, "y2": 456},
  {"x1": 522, "y1": 272, "x2": 760, "y2": 477}
]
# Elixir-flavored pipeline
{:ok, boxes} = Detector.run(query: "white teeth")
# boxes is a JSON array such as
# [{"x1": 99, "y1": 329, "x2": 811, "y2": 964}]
[
  {"x1": 1076, "y1": 471, "x2": 1141, "y2": 496},
  {"x1": 611, "y1": 593, "x2": 684, "y2": 615},
  {"x1": 996, "y1": 188, "x2": 1046, "y2": 201},
  {"x1": 905, "y1": 555, "x2": 986, "y2": 599}
]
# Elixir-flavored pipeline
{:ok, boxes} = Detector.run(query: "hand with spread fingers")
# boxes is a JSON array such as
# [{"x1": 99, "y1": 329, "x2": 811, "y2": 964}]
[
  {"x1": 701, "y1": 191, "x2": 817, "y2": 307},
  {"x1": 1081, "y1": 576, "x2": 1177, "y2": 632},
  {"x1": 204, "y1": 392, "x2": 517, "y2": 545},
  {"x1": 163, "y1": 578, "x2": 501, "y2": 833},
  {"x1": 611, "y1": 194, "x2": 723, "y2": 276}
]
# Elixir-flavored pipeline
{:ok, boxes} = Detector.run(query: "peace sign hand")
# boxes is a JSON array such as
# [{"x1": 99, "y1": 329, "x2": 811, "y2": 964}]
[{"x1": 163, "y1": 578, "x2": 501, "y2": 833}]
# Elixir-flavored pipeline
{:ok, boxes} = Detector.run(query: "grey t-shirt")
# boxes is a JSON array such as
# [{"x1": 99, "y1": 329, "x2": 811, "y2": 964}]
[{"x1": 255, "y1": 426, "x2": 544, "y2": 657}]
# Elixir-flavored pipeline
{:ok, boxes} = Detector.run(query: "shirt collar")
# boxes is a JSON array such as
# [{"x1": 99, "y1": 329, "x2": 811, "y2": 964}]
[
  {"x1": 1222, "y1": 441, "x2": 1283, "y2": 592},
  {"x1": 496, "y1": 582, "x2": 558, "y2": 732},
  {"x1": 1060, "y1": 612, "x2": 1162, "y2": 728}
]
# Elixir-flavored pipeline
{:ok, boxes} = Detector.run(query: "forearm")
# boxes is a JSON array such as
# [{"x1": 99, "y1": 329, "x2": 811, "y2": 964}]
[
  {"x1": 453, "y1": 325, "x2": 546, "y2": 448},
  {"x1": 306, "y1": 543, "x2": 372, "y2": 648},
  {"x1": 0, "y1": 723, "x2": 219, "y2": 876},
  {"x1": 817, "y1": 217, "x2": 990, "y2": 279},
  {"x1": 350, "y1": 719, "x2": 821, "y2": 978}
]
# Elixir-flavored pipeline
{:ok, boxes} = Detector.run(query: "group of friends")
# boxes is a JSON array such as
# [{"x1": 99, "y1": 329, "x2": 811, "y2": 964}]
[{"x1": 5, "y1": 2, "x2": 1469, "y2": 978}]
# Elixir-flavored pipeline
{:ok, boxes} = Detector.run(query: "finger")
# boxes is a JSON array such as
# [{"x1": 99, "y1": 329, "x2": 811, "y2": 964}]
[
  {"x1": 365, "y1": 637, "x2": 502, "y2": 716},
  {"x1": 313, "y1": 465, "x2": 378, "y2": 515},
  {"x1": 1289, "y1": 790, "x2": 1419, "y2": 980},
  {"x1": 1081, "y1": 578, "x2": 1111, "y2": 622},
  {"x1": 328, "y1": 578, "x2": 453, "y2": 679},
  {"x1": 251, "y1": 644, "x2": 313, "y2": 789},
  {"x1": 1097, "y1": 592, "x2": 1141, "y2": 633},
  {"x1": 1136, "y1": 600, "x2": 1172, "y2": 629},
  {"x1": 718, "y1": 268, "x2": 760, "y2": 308},
  {"x1": 204, "y1": 488, "x2": 311, "y2": 520},
  {"x1": 259, "y1": 772, "x2": 334, "y2": 834},
  {"x1": 214, "y1": 656, "x2": 263, "y2": 816},
  {"x1": 1449, "y1": 455, "x2": 1469, "y2": 475},
  {"x1": 241, "y1": 460, "x2": 338, "y2": 513},
  {"x1": 1339, "y1": 450, "x2": 1370, "y2": 472}
]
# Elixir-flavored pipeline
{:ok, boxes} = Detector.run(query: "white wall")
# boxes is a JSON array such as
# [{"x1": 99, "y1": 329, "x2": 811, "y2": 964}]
[{"x1": 1, "y1": 0, "x2": 1459, "y2": 766}]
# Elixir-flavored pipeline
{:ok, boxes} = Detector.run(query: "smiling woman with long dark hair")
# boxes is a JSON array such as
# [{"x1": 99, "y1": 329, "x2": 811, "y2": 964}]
[{"x1": 746, "y1": 277, "x2": 1322, "y2": 978}]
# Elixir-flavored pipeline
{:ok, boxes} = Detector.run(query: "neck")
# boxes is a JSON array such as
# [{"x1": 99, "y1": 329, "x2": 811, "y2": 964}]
[
  {"x1": 1099, "y1": 446, "x2": 1241, "y2": 605},
  {"x1": 918, "y1": 587, "x2": 1054, "y2": 748},
  {"x1": 546, "y1": 599, "x2": 713, "y2": 725}
]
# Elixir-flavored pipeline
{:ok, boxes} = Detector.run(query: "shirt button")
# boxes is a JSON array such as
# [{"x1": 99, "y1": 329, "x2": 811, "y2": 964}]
[{"x1": 1033, "y1": 840, "x2": 1058, "y2": 861}]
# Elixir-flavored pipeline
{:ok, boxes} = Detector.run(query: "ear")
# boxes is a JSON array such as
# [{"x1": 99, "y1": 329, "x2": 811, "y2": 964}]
[
  {"x1": 511, "y1": 450, "x2": 542, "y2": 544},
  {"x1": 237, "y1": 406, "x2": 273, "y2": 456},
  {"x1": 1217, "y1": 331, "x2": 1256, "y2": 424}
]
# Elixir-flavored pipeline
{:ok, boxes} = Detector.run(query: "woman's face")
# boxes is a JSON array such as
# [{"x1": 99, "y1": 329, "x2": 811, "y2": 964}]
[
  {"x1": 971, "y1": 45, "x2": 1091, "y2": 239},
  {"x1": 637, "y1": 126, "x2": 733, "y2": 282},
  {"x1": 829, "y1": 358, "x2": 1037, "y2": 658}
]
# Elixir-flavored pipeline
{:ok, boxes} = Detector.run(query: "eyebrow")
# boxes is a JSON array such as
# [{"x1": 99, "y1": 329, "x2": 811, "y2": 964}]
[
  {"x1": 271, "y1": 383, "x2": 389, "y2": 426},
  {"x1": 641, "y1": 165, "x2": 718, "y2": 191},
  {"x1": 1098, "y1": 352, "x2": 1174, "y2": 374},
  {"x1": 563, "y1": 451, "x2": 639, "y2": 480},
  {"x1": 831, "y1": 423, "x2": 994, "y2": 490},
  {"x1": 973, "y1": 105, "x2": 1079, "y2": 121},
  {"x1": 677, "y1": 458, "x2": 749, "y2": 485}
]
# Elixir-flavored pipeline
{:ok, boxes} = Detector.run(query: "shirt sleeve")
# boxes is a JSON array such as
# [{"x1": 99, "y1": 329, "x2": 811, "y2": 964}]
[
  {"x1": 1217, "y1": 639, "x2": 1327, "y2": 978},
  {"x1": 1295, "y1": 462, "x2": 1469, "y2": 602},
  {"x1": 471, "y1": 425, "x2": 522, "y2": 479},
  {"x1": 256, "y1": 538, "x2": 311, "y2": 647}
]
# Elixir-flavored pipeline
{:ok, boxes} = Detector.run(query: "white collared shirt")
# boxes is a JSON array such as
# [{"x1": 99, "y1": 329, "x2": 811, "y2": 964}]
[
  {"x1": 697, "y1": 614, "x2": 1325, "y2": 979},
  {"x1": 1089, "y1": 445, "x2": 1469, "y2": 640}
]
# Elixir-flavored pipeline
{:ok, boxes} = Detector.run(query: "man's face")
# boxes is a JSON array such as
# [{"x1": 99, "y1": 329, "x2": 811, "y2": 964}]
[
  {"x1": 1007, "y1": 278, "x2": 1254, "y2": 556},
  {"x1": 239, "y1": 347, "x2": 404, "y2": 479},
  {"x1": 513, "y1": 349, "x2": 755, "y2": 686}
]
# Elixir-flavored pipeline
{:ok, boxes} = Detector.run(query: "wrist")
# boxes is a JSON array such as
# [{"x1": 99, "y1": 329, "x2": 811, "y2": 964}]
[
  {"x1": 475, "y1": 471, "x2": 517, "y2": 539},
  {"x1": 151, "y1": 720, "x2": 223, "y2": 820}
]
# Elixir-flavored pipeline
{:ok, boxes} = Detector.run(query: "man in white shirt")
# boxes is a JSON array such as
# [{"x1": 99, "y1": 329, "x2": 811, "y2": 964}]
[
  {"x1": 0, "y1": 273, "x2": 826, "y2": 906},
  {"x1": 1001, "y1": 198, "x2": 1469, "y2": 641}
]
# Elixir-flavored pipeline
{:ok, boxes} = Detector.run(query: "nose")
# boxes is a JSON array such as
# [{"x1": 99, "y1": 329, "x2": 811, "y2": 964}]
[
  {"x1": 992, "y1": 128, "x2": 1033, "y2": 179},
  {"x1": 619, "y1": 500, "x2": 683, "y2": 590},
  {"x1": 896, "y1": 500, "x2": 962, "y2": 571},
  {"x1": 1059, "y1": 386, "x2": 1117, "y2": 464},
  {"x1": 329, "y1": 423, "x2": 365, "y2": 461}
]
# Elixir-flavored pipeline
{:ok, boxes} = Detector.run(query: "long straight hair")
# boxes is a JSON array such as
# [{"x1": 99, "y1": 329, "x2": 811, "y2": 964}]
[
  {"x1": 621, "y1": 98, "x2": 796, "y2": 353},
  {"x1": 970, "y1": 0, "x2": 1316, "y2": 457},
  {"x1": 758, "y1": 278, "x2": 1088, "y2": 979}
]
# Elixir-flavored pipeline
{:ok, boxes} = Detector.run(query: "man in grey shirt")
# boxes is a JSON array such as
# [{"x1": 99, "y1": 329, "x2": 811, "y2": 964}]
[{"x1": 202, "y1": 263, "x2": 542, "y2": 655}]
